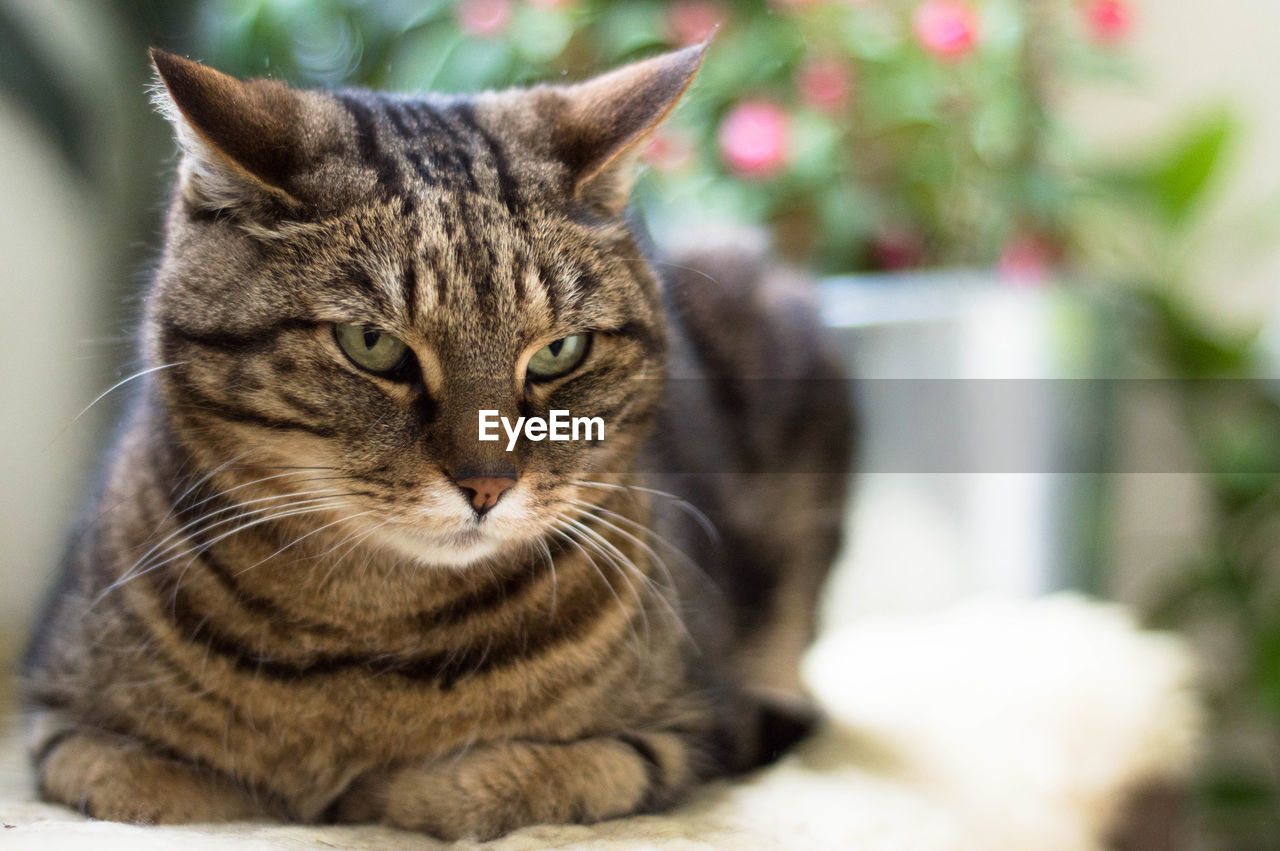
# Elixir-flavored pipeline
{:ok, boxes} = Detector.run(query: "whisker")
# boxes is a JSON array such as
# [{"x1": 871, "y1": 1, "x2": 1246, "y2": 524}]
[
  {"x1": 558, "y1": 517, "x2": 654, "y2": 647},
  {"x1": 140, "y1": 469, "x2": 355, "y2": 554},
  {"x1": 313, "y1": 517, "x2": 396, "y2": 590},
  {"x1": 552, "y1": 522, "x2": 647, "y2": 659},
  {"x1": 235, "y1": 511, "x2": 376, "y2": 576},
  {"x1": 100, "y1": 495, "x2": 355, "y2": 602},
  {"x1": 537, "y1": 537, "x2": 557, "y2": 618},
  {"x1": 551, "y1": 524, "x2": 628, "y2": 621},
  {"x1": 120, "y1": 500, "x2": 354, "y2": 590},
  {"x1": 604, "y1": 257, "x2": 726, "y2": 290},
  {"x1": 148, "y1": 461, "x2": 342, "y2": 542},
  {"x1": 49, "y1": 361, "x2": 187, "y2": 447},
  {"x1": 572, "y1": 480, "x2": 719, "y2": 543},
  {"x1": 166, "y1": 472, "x2": 359, "y2": 531},
  {"x1": 564, "y1": 497, "x2": 716, "y2": 601},
  {"x1": 225, "y1": 464, "x2": 342, "y2": 472},
  {"x1": 127, "y1": 488, "x2": 349, "y2": 578},
  {"x1": 565, "y1": 499, "x2": 680, "y2": 592},
  {"x1": 167, "y1": 453, "x2": 248, "y2": 506},
  {"x1": 563, "y1": 510, "x2": 690, "y2": 645}
]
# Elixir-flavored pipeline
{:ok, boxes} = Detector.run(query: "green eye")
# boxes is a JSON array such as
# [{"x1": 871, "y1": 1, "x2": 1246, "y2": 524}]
[
  {"x1": 527, "y1": 333, "x2": 590, "y2": 380},
  {"x1": 334, "y1": 324, "x2": 410, "y2": 375}
]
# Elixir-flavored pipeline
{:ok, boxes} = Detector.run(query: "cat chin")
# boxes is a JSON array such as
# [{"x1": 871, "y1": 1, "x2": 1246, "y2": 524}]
[{"x1": 373, "y1": 524, "x2": 525, "y2": 570}]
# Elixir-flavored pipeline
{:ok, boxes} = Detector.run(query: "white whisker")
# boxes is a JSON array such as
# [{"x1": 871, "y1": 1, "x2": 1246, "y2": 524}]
[
  {"x1": 235, "y1": 511, "x2": 376, "y2": 576},
  {"x1": 122, "y1": 488, "x2": 349, "y2": 584},
  {"x1": 550, "y1": 523, "x2": 637, "y2": 650},
  {"x1": 558, "y1": 516, "x2": 655, "y2": 648},
  {"x1": 97, "y1": 496, "x2": 352, "y2": 603},
  {"x1": 573, "y1": 479, "x2": 719, "y2": 542},
  {"x1": 50, "y1": 361, "x2": 187, "y2": 447},
  {"x1": 563, "y1": 509, "x2": 691, "y2": 646}
]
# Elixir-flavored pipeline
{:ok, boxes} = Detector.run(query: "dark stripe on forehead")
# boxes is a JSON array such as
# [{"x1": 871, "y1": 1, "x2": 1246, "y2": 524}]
[
  {"x1": 409, "y1": 102, "x2": 478, "y2": 192},
  {"x1": 437, "y1": 198, "x2": 457, "y2": 241},
  {"x1": 539, "y1": 261, "x2": 564, "y2": 322},
  {"x1": 399, "y1": 209, "x2": 424, "y2": 321},
  {"x1": 424, "y1": 243, "x2": 450, "y2": 308},
  {"x1": 562, "y1": 267, "x2": 601, "y2": 315},
  {"x1": 404, "y1": 150, "x2": 437, "y2": 187},
  {"x1": 511, "y1": 249, "x2": 527, "y2": 301},
  {"x1": 451, "y1": 103, "x2": 520, "y2": 218},
  {"x1": 471, "y1": 241, "x2": 499, "y2": 304},
  {"x1": 385, "y1": 101, "x2": 418, "y2": 142},
  {"x1": 401, "y1": 259, "x2": 420, "y2": 322},
  {"x1": 408, "y1": 101, "x2": 460, "y2": 145},
  {"x1": 391, "y1": 103, "x2": 451, "y2": 189},
  {"x1": 337, "y1": 94, "x2": 404, "y2": 195},
  {"x1": 349, "y1": 269, "x2": 390, "y2": 310}
]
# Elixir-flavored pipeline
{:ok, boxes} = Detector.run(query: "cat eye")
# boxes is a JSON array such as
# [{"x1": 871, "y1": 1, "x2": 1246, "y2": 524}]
[
  {"x1": 333, "y1": 324, "x2": 411, "y2": 375},
  {"x1": 527, "y1": 334, "x2": 591, "y2": 381}
]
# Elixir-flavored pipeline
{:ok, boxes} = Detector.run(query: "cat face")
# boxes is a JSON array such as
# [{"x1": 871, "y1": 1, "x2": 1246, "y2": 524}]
[{"x1": 145, "y1": 47, "x2": 703, "y2": 567}]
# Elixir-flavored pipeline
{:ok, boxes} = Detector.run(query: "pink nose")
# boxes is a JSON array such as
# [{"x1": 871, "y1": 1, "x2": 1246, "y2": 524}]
[{"x1": 455, "y1": 477, "x2": 517, "y2": 514}]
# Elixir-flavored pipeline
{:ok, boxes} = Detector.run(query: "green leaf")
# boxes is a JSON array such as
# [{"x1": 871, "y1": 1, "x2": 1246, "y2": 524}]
[
  {"x1": 1143, "y1": 291, "x2": 1257, "y2": 377},
  {"x1": 1147, "y1": 109, "x2": 1237, "y2": 228},
  {"x1": 1253, "y1": 621, "x2": 1280, "y2": 715},
  {"x1": 1197, "y1": 769, "x2": 1277, "y2": 810},
  {"x1": 510, "y1": 5, "x2": 573, "y2": 65},
  {"x1": 595, "y1": 2, "x2": 666, "y2": 61},
  {"x1": 787, "y1": 111, "x2": 840, "y2": 186}
]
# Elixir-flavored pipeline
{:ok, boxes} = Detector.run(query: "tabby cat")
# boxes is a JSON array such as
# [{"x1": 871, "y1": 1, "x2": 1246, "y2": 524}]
[{"x1": 19, "y1": 42, "x2": 852, "y2": 840}]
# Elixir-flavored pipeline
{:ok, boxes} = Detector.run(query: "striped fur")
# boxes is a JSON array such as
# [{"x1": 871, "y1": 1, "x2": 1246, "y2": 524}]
[{"x1": 19, "y1": 46, "x2": 853, "y2": 840}]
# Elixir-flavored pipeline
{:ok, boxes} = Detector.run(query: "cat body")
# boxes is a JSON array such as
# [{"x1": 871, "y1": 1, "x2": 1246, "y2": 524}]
[{"x1": 20, "y1": 45, "x2": 851, "y2": 839}]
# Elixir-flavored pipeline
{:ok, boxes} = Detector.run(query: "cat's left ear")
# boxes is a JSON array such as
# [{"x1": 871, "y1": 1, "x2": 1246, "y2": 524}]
[{"x1": 545, "y1": 41, "x2": 708, "y2": 215}]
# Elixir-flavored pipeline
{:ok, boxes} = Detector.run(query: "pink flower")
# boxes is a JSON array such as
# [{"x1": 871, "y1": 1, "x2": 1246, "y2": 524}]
[
  {"x1": 665, "y1": 0, "x2": 724, "y2": 46},
  {"x1": 797, "y1": 58, "x2": 852, "y2": 112},
  {"x1": 997, "y1": 235, "x2": 1057, "y2": 286},
  {"x1": 642, "y1": 129, "x2": 696, "y2": 173},
  {"x1": 871, "y1": 228, "x2": 924, "y2": 271},
  {"x1": 527, "y1": 0, "x2": 573, "y2": 8},
  {"x1": 719, "y1": 101, "x2": 789, "y2": 178},
  {"x1": 1083, "y1": 0, "x2": 1132, "y2": 43},
  {"x1": 913, "y1": 0, "x2": 978, "y2": 59},
  {"x1": 456, "y1": 0, "x2": 511, "y2": 37}
]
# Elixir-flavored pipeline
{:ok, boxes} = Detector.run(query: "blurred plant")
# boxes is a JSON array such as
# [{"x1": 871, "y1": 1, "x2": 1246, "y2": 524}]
[
  {"x1": 190, "y1": 0, "x2": 1135, "y2": 275},
  {"x1": 1082, "y1": 109, "x2": 1280, "y2": 847}
]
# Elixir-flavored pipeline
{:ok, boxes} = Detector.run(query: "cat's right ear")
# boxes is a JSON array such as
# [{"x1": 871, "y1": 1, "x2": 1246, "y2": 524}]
[{"x1": 149, "y1": 48, "x2": 310, "y2": 213}]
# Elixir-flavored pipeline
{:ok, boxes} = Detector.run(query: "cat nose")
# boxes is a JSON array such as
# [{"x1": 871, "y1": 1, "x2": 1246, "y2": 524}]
[{"x1": 454, "y1": 476, "x2": 517, "y2": 516}]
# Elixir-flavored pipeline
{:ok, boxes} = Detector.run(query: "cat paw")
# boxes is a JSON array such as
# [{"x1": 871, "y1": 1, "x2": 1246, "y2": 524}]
[
  {"x1": 336, "y1": 733, "x2": 693, "y2": 840},
  {"x1": 37, "y1": 731, "x2": 263, "y2": 824}
]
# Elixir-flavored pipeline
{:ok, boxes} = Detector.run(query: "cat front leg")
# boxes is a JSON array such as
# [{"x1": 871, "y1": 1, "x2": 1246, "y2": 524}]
[
  {"x1": 333, "y1": 731, "x2": 699, "y2": 841},
  {"x1": 31, "y1": 718, "x2": 269, "y2": 824}
]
